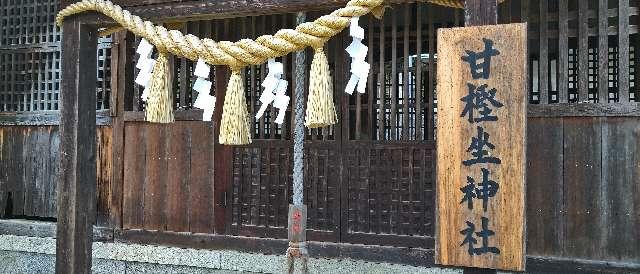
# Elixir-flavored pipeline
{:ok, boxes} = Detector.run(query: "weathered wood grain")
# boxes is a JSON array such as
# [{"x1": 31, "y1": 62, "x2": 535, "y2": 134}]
[
  {"x1": 601, "y1": 117, "x2": 639, "y2": 261},
  {"x1": 0, "y1": 111, "x2": 112, "y2": 126},
  {"x1": 563, "y1": 117, "x2": 604, "y2": 259},
  {"x1": 577, "y1": 0, "x2": 588, "y2": 102},
  {"x1": 464, "y1": 0, "x2": 497, "y2": 26},
  {"x1": 557, "y1": 0, "x2": 568, "y2": 103},
  {"x1": 189, "y1": 121, "x2": 215, "y2": 234},
  {"x1": 165, "y1": 122, "x2": 191, "y2": 232},
  {"x1": 123, "y1": 123, "x2": 146, "y2": 229},
  {"x1": 597, "y1": 0, "x2": 609, "y2": 103},
  {"x1": 526, "y1": 118, "x2": 563, "y2": 256},
  {"x1": 96, "y1": 126, "x2": 113, "y2": 227},
  {"x1": 56, "y1": 18, "x2": 98, "y2": 274},
  {"x1": 436, "y1": 23, "x2": 527, "y2": 271},
  {"x1": 528, "y1": 103, "x2": 640, "y2": 117},
  {"x1": 143, "y1": 124, "x2": 166, "y2": 231}
]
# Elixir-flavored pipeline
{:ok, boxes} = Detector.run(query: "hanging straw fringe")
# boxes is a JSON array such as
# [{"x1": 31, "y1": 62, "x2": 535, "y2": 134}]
[
  {"x1": 305, "y1": 47, "x2": 337, "y2": 129},
  {"x1": 145, "y1": 52, "x2": 174, "y2": 123},
  {"x1": 219, "y1": 69, "x2": 252, "y2": 145}
]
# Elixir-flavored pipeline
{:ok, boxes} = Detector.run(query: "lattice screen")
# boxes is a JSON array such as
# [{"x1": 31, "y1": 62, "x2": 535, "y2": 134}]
[{"x1": 0, "y1": 0, "x2": 112, "y2": 112}]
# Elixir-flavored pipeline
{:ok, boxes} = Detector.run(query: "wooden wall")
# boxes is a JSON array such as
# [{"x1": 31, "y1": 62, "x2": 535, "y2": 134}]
[
  {"x1": 527, "y1": 116, "x2": 640, "y2": 262},
  {"x1": 0, "y1": 126, "x2": 112, "y2": 225},
  {"x1": 122, "y1": 121, "x2": 216, "y2": 234}
]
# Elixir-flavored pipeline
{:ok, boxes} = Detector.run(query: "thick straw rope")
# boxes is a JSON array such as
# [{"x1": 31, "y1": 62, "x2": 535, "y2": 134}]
[
  {"x1": 57, "y1": 0, "x2": 387, "y2": 69},
  {"x1": 56, "y1": 0, "x2": 511, "y2": 68}
]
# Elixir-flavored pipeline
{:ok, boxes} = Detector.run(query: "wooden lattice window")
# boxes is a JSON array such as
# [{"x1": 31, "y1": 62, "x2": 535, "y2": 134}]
[{"x1": 0, "y1": 0, "x2": 112, "y2": 112}]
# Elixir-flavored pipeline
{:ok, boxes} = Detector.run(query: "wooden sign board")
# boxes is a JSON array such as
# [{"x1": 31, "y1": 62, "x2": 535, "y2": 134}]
[{"x1": 435, "y1": 23, "x2": 527, "y2": 271}]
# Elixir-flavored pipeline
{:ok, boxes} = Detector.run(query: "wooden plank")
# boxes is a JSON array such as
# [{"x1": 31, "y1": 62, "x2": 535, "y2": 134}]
[
  {"x1": 0, "y1": 128, "x2": 7, "y2": 218},
  {"x1": 40, "y1": 127, "x2": 55, "y2": 218},
  {"x1": 436, "y1": 23, "x2": 527, "y2": 271},
  {"x1": 597, "y1": 0, "x2": 608, "y2": 103},
  {"x1": 179, "y1": 24, "x2": 189, "y2": 108},
  {"x1": 416, "y1": 4, "x2": 423, "y2": 141},
  {"x1": 7, "y1": 128, "x2": 23, "y2": 216},
  {"x1": 22, "y1": 128, "x2": 37, "y2": 217},
  {"x1": 427, "y1": 7, "x2": 435, "y2": 141},
  {"x1": 601, "y1": 117, "x2": 639, "y2": 260},
  {"x1": 96, "y1": 127, "x2": 113, "y2": 226},
  {"x1": 189, "y1": 122, "x2": 214, "y2": 234},
  {"x1": 109, "y1": 31, "x2": 134, "y2": 229},
  {"x1": 578, "y1": 0, "x2": 589, "y2": 102},
  {"x1": 527, "y1": 102, "x2": 640, "y2": 117},
  {"x1": 56, "y1": 18, "x2": 98, "y2": 274},
  {"x1": 637, "y1": 25, "x2": 640, "y2": 103},
  {"x1": 123, "y1": 109, "x2": 204, "y2": 122},
  {"x1": 100, "y1": 0, "x2": 408, "y2": 23},
  {"x1": 402, "y1": 4, "x2": 410, "y2": 140},
  {"x1": 165, "y1": 123, "x2": 191, "y2": 232},
  {"x1": 526, "y1": 118, "x2": 564, "y2": 257},
  {"x1": 367, "y1": 16, "x2": 374, "y2": 140},
  {"x1": 390, "y1": 9, "x2": 398, "y2": 140},
  {"x1": 377, "y1": 16, "x2": 385, "y2": 140},
  {"x1": 143, "y1": 124, "x2": 167, "y2": 231},
  {"x1": 213, "y1": 66, "x2": 233, "y2": 234},
  {"x1": 0, "y1": 111, "x2": 112, "y2": 126},
  {"x1": 539, "y1": 0, "x2": 549, "y2": 104},
  {"x1": 618, "y1": 0, "x2": 630, "y2": 102},
  {"x1": 47, "y1": 128, "x2": 61, "y2": 218},
  {"x1": 563, "y1": 117, "x2": 604, "y2": 259},
  {"x1": 464, "y1": 0, "x2": 497, "y2": 26},
  {"x1": 122, "y1": 123, "x2": 146, "y2": 229},
  {"x1": 269, "y1": 16, "x2": 278, "y2": 140}
]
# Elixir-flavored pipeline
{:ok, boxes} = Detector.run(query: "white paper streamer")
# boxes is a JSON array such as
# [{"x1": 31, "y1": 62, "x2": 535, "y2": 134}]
[
  {"x1": 135, "y1": 38, "x2": 157, "y2": 101},
  {"x1": 192, "y1": 59, "x2": 216, "y2": 121},
  {"x1": 345, "y1": 17, "x2": 370, "y2": 95},
  {"x1": 193, "y1": 78, "x2": 212, "y2": 94},
  {"x1": 256, "y1": 58, "x2": 289, "y2": 124},
  {"x1": 194, "y1": 58, "x2": 211, "y2": 79},
  {"x1": 273, "y1": 79, "x2": 290, "y2": 125},
  {"x1": 136, "y1": 38, "x2": 153, "y2": 58},
  {"x1": 194, "y1": 93, "x2": 217, "y2": 121}
]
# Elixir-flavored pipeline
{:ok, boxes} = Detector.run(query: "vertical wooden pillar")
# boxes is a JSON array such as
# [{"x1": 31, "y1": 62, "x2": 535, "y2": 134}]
[
  {"x1": 56, "y1": 17, "x2": 98, "y2": 274},
  {"x1": 464, "y1": 0, "x2": 498, "y2": 27},
  {"x1": 462, "y1": 3, "x2": 498, "y2": 274},
  {"x1": 213, "y1": 66, "x2": 232, "y2": 234},
  {"x1": 108, "y1": 31, "x2": 135, "y2": 229}
]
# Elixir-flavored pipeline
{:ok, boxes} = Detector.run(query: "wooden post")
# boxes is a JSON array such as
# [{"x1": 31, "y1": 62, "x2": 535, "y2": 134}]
[
  {"x1": 464, "y1": 0, "x2": 497, "y2": 27},
  {"x1": 462, "y1": 1, "x2": 497, "y2": 274},
  {"x1": 213, "y1": 65, "x2": 232, "y2": 234},
  {"x1": 56, "y1": 16, "x2": 98, "y2": 274},
  {"x1": 108, "y1": 31, "x2": 135, "y2": 229}
]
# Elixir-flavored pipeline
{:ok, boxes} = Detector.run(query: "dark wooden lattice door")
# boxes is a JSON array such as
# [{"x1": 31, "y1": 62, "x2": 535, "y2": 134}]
[{"x1": 226, "y1": 3, "x2": 449, "y2": 248}]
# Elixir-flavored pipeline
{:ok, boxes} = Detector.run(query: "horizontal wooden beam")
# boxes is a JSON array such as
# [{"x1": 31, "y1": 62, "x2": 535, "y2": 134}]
[
  {"x1": 3, "y1": 103, "x2": 637, "y2": 126},
  {"x1": 65, "y1": 0, "x2": 415, "y2": 24},
  {"x1": 0, "y1": 111, "x2": 112, "y2": 126},
  {"x1": 527, "y1": 103, "x2": 640, "y2": 117},
  {"x1": 0, "y1": 219, "x2": 113, "y2": 242},
  {"x1": 123, "y1": 110, "x2": 204, "y2": 122}
]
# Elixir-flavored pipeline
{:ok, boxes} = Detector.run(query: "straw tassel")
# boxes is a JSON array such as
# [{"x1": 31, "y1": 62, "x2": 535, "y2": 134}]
[
  {"x1": 219, "y1": 68, "x2": 252, "y2": 145},
  {"x1": 305, "y1": 47, "x2": 337, "y2": 129},
  {"x1": 145, "y1": 51, "x2": 174, "y2": 123}
]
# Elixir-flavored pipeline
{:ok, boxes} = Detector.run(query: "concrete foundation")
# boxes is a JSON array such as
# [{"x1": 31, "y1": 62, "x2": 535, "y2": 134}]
[{"x1": 0, "y1": 235, "x2": 461, "y2": 273}]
